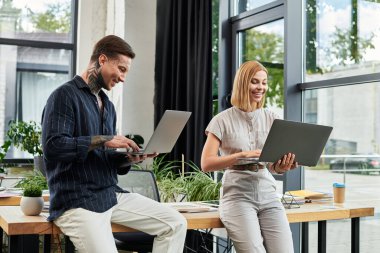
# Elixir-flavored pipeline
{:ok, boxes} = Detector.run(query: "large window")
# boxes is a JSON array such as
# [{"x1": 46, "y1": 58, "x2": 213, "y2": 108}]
[
  {"x1": 305, "y1": 0, "x2": 380, "y2": 81},
  {"x1": 238, "y1": 19, "x2": 284, "y2": 116},
  {"x1": 0, "y1": 0, "x2": 77, "y2": 158},
  {"x1": 303, "y1": 0, "x2": 380, "y2": 194},
  {"x1": 304, "y1": 83, "x2": 380, "y2": 185},
  {"x1": 221, "y1": 0, "x2": 380, "y2": 252},
  {"x1": 303, "y1": 83, "x2": 380, "y2": 253},
  {"x1": 302, "y1": 1, "x2": 380, "y2": 252},
  {"x1": 0, "y1": 0, "x2": 73, "y2": 42},
  {"x1": 226, "y1": 1, "x2": 284, "y2": 113}
]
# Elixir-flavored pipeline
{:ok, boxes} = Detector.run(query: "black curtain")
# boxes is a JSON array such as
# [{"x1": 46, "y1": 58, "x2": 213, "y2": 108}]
[{"x1": 155, "y1": 0, "x2": 213, "y2": 168}]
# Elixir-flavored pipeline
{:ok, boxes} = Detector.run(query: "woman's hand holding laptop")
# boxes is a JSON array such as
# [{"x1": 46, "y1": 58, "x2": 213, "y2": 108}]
[
  {"x1": 269, "y1": 153, "x2": 298, "y2": 174},
  {"x1": 235, "y1": 150, "x2": 298, "y2": 172}
]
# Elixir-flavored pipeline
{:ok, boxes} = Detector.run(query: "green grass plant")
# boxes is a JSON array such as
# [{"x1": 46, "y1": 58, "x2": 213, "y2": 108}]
[{"x1": 133, "y1": 155, "x2": 221, "y2": 202}]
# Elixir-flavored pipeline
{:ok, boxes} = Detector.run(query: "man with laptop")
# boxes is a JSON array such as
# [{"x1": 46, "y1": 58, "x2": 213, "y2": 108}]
[{"x1": 42, "y1": 35, "x2": 188, "y2": 253}]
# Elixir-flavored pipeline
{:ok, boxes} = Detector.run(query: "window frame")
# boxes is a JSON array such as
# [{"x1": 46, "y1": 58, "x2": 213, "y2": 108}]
[
  {"x1": 0, "y1": 0, "x2": 78, "y2": 77},
  {"x1": 0, "y1": 0, "x2": 78, "y2": 160}
]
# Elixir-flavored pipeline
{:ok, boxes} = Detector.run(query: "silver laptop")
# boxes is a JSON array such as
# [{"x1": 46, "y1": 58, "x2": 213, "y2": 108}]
[
  {"x1": 257, "y1": 119, "x2": 333, "y2": 166},
  {"x1": 119, "y1": 110, "x2": 191, "y2": 155}
]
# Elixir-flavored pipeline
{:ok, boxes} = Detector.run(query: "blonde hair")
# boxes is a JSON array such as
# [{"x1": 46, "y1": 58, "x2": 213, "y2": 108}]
[{"x1": 230, "y1": 60, "x2": 267, "y2": 112}]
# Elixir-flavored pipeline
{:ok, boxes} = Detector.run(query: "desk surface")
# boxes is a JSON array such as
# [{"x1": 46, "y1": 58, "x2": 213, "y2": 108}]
[
  {"x1": 0, "y1": 195, "x2": 49, "y2": 206},
  {"x1": 285, "y1": 201, "x2": 374, "y2": 223},
  {"x1": 0, "y1": 201, "x2": 375, "y2": 235}
]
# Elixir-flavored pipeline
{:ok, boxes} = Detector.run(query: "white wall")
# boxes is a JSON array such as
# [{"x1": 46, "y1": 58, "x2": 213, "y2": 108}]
[
  {"x1": 123, "y1": 0, "x2": 156, "y2": 142},
  {"x1": 77, "y1": 0, "x2": 107, "y2": 73},
  {"x1": 77, "y1": 0, "x2": 156, "y2": 144}
]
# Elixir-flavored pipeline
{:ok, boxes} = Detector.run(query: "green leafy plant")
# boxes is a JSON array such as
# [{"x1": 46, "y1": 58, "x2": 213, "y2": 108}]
[
  {"x1": 22, "y1": 183, "x2": 43, "y2": 197},
  {"x1": 157, "y1": 177, "x2": 187, "y2": 202},
  {"x1": 0, "y1": 141, "x2": 12, "y2": 172},
  {"x1": 134, "y1": 155, "x2": 221, "y2": 202},
  {"x1": 150, "y1": 154, "x2": 180, "y2": 182},
  {"x1": 183, "y1": 161, "x2": 221, "y2": 202},
  {"x1": 6, "y1": 120, "x2": 43, "y2": 156},
  {"x1": 16, "y1": 170, "x2": 48, "y2": 191}
]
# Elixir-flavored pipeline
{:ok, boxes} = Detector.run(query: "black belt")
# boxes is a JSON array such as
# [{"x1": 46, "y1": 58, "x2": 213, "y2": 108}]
[{"x1": 230, "y1": 164, "x2": 265, "y2": 172}]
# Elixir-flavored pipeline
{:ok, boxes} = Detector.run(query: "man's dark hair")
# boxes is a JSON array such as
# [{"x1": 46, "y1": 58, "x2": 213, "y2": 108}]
[{"x1": 90, "y1": 35, "x2": 135, "y2": 62}]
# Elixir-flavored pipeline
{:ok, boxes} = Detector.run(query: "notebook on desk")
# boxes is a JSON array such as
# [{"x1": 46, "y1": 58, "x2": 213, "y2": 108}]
[
  {"x1": 165, "y1": 202, "x2": 217, "y2": 213},
  {"x1": 117, "y1": 110, "x2": 191, "y2": 155}
]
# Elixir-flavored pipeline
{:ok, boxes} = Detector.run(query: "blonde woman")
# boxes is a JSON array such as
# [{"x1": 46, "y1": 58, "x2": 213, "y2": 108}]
[{"x1": 201, "y1": 61, "x2": 297, "y2": 253}]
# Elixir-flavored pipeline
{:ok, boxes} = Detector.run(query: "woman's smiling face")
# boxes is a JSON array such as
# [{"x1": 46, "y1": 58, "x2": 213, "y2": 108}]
[{"x1": 249, "y1": 70, "x2": 267, "y2": 104}]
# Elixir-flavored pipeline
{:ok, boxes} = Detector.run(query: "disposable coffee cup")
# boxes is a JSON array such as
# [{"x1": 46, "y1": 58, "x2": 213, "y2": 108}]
[{"x1": 333, "y1": 183, "x2": 345, "y2": 203}]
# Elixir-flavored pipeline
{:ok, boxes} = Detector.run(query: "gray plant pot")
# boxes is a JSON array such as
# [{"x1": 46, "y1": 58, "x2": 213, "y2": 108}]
[
  {"x1": 34, "y1": 156, "x2": 46, "y2": 176},
  {"x1": 20, "y1": 196, "x2": 44, "y2": 216}
]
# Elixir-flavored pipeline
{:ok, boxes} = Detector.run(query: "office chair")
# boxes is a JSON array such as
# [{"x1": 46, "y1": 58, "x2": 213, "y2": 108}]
[{"x1": 114, "y1": 169, "x2": 160, "y2": 253}]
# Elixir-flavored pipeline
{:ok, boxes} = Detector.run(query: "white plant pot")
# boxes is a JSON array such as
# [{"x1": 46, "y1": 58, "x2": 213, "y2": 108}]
[{"x1": 20, "y1": 196, "x2": 44, "y2": 216}]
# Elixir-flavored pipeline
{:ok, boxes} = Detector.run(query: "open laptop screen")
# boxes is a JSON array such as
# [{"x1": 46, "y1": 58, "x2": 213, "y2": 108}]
[{"x1": 118, "y1": 110, "x2": 191, "y2": 155}]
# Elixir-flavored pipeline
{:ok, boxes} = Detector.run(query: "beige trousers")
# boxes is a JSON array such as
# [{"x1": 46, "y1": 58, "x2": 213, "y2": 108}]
[
  {"x1": 220, "y1": 169, "x2": 294, "y2": 253},
  {"x1": 54, "y1": 192, "x2": 187, "y2": 253}
]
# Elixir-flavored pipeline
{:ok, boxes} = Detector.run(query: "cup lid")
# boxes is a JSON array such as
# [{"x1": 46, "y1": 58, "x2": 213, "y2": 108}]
[{"x1": 333, "y1": 183, "x2": 345, "y2": 188}]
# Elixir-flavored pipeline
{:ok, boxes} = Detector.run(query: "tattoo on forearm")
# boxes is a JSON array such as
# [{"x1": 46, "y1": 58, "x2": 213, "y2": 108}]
[{"x1": 89, "y1": 135, "x2": 114, "y2": 151}]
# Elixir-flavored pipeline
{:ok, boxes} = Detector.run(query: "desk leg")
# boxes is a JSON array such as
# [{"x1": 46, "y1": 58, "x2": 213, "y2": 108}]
[
  {"x1": 8, "y1": 235, "x2": 39, "y2": 253},
  {"x1": 43, "y1": 235, "x2": 51, "y2": 253},
  {"x1": 65, "y1": 236, "x2": 75, "y2": 253},
  {"x1": 351, "y1": 217, "x2": 360, "y2": 253},
  {"x1": 0, "y1": 228, "x2": 3, "y2": 251},
  {"x1": 302, "y1": 222, "x2": 309, "y2": 253},
  {"x1": 317, "y1": 220, "x2": 326, "y2": 253}
]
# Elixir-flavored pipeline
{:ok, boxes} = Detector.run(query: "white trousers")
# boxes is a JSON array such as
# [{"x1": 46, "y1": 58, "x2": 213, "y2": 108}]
[
  {"x1": 54, "y1": 192, "x2": 187, "y2": 253},
  {"x1": 220, "y1": 169, "x2": 294, "y2": 253}
]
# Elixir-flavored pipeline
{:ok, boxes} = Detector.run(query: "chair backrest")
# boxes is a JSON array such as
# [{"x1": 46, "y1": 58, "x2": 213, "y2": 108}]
[{"x1": 117, "y1": 169, "x2": 160, "y2": 202}]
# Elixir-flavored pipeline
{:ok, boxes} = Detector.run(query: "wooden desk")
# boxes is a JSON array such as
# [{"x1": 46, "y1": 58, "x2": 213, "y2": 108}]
[
  {"x1": 113, "y1": 201, "x2": 374, "y2": 253},
  {"x1": 0, "y1": 195, "x2": 49, "y2": 206},
  {"x1": 287, "y1": 201, "x2": 374, "y2": 253},
  {"x1": 0, "y1": 202, "x2": 374, "y2": 253},
  {"x1": 0, "y1": 195, "x2": 50, "y2": 253}
]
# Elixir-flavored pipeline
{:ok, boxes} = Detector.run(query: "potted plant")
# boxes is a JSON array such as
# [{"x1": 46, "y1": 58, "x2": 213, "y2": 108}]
[
  {"x1": 5, "y1": 120, "x2": 45, "y2": 175},
  {"x1": 20, "y1": 182, "x2": 44, "y2": 216},
  {"x1": 16, "y1": 170, "x2": 48, "y2": 190},
  {"x1": 134, "y1": 155, "x2": 221, "y2": 202},
  {"x1": 18, "y1": 171, "x2": 47, "y2": 216}
]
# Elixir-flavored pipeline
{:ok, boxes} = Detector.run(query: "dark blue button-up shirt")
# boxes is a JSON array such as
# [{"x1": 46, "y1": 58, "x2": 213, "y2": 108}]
[{"x1": 42, "y1": 75, "x2": 129, "y2": 221}]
